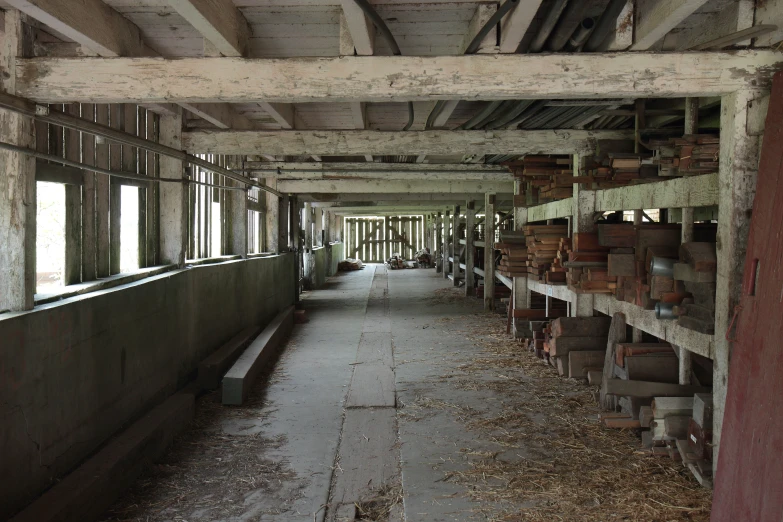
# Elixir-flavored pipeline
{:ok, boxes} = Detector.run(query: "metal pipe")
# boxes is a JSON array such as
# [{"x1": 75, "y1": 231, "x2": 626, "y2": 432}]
[
  {"x1": 464, "y1": 0, "x2": 519, "y2": 54},
  {"x1": 655, "y1": 302, "x2": 677, "y2": 320},
  {"x1": 528, "y1": 0, "x2": 569, "y2": 52},
  {"x1": 0, "y1": 140, "x2": 246, "y2": 191},
  {"x1": 584, "y1": 0, "x2": 629, "y2": 52},
  {"x1": 0, "y1": 91, "x2": 282, "y2": 197},
  {"x1": 650, "y1": 257, "x2": 675, "y2": 277},
  {"x1": 350, "y1": 0, "x2": 415, "y2": 132},
  {"x1": 485, "y1": 100, "x2": 533, "y2": 130},
  {"x1": 547, "y1": 1, "x2": 590, "y2": 51},
  {"x1": 564, "y1": 17, "x2": 596, "y2": 52},
  {"x1": 457, "y1": 101, "x2": 503, "y2": 130}
]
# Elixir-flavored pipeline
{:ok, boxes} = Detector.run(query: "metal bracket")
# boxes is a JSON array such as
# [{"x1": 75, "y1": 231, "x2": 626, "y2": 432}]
[{"x1": 34, "y1": 104, "x2": 49, "y2": 116}]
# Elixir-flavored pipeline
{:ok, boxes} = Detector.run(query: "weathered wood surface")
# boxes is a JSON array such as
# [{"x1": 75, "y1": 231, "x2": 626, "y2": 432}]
[
  {"x1": 568, "y1": 350, "x2": 606, "y2": 379},
  {"x1": 168, "y1": 0, "x2": 251, "y2": 57},
  {"x1": 355, "y1": 332, "x2": 394, "y2": 367},
  {"x1": 526, "y1": 197, "x2": 573, "y2": 222},
  {"x1": 182, "y1": 129, "x2": 631, "y2": 156},
  {"x1": 601, "y1": 313, "x2": 627, "y2": 410},
  {"x1": 197, "y1": 325, "x2": 262, "y2": 390},
  {"x1": 345, "y1": 362, "x2": 396, "y2": 408},
  {"x1": 594, "y1": 173, "x2": 719, "y2": 211},
  {"x1": 276, "y1": 179, "x2": 512, "y2": 194},
  {"x1": 605, "y1": 379, "x2": 712, "y2": 398},
  {"x1": 330, "y1": 409, "x2": 397, "y2": 506},
  {"x1": 624, "y1": 355, "x2": 679, "y2": 383},
  {"x1": 16, "y1": 52, "x2": 783, "y2": 103},
  {"x1": 630, "y1": 0, "x2": 711, "y2": 50}
]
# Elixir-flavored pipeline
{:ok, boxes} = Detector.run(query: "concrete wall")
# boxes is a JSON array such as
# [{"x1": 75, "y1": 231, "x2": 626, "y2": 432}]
[
  {"x1": 312, "y1": 242, "x2": 344, "y2": 289},
  {"x1": 0, "y1": 254, "x2": 296, "y2": 518}
]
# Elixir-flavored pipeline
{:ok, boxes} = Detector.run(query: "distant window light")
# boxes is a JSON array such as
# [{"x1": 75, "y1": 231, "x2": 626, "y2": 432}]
[
  {"x1": 120, "y1": 186, "x2": 140, "y2": 273},
  {"x1": 36, "y1": 182, "x2": 66, "y2": 292}
]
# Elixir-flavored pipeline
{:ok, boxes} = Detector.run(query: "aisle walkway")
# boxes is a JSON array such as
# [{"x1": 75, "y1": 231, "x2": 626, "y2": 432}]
[{"x1": 103, "y1": 266, "x2": 712, "y2": 522}]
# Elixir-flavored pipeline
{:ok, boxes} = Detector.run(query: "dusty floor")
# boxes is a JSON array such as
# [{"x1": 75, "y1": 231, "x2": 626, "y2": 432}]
[{"x1": 102, "y1": 266, "x2": 712, "y2": 522}]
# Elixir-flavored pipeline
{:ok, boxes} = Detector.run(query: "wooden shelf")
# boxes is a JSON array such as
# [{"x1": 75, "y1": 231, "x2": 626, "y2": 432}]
[
  {"x1": 497, "y1": 273, "x2": 512, "y2": 290},
  {"x1": 594, "y1": 173, "x2": 719, "y2": 211},
  {"x1": 527, "y1": 197, "x2": 573, "y2": 222},
  {"x1": 523, "y1": 277, "x2": 713, "y2": 359}
]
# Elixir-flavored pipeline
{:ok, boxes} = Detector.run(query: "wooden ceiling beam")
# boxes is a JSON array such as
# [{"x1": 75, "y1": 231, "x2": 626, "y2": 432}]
[
  {"x1": 257, "y1": 102, "x2": 295, "y2": 129},
  {"x1": 630, "y1": 0, "x2": 711, "y2": 51},
  {"x1": 277, "y1": 179, "x2": 512, "y2": 194},
  {"x1": 181, "y1": 129, "x2": 633, "y2": 156},
  {"x1": 167, "y1": 0, "x2": 251, "y2": 57},
  {"x1": 499, "y1": 0, "x2": 544, "y2": 53},
  {"x1": 339, "y1": 0, "x2": 375, "y2": 56},
  {"x1": 18, "y1": 52, "x2": 781, "y2": 104},
  {"x1": 179, "y1": 102, "x2": 254, "y2": 130}
]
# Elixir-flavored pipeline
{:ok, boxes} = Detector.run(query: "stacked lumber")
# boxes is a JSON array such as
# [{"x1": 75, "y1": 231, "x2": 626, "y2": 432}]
[
  {"x1": 544, "y1": 317, "x2": 612, "y2": 378},
  {"x1": 495, "y1": 231, "x2": 528, "y2": 277},
  {"x1": 585, "y1": 153, "x2": 661, "y2": 187},
  {"x1": 524, "y1": 224, "x2": 569, "y2": 281},
  {"x1": 507, "y1": 155, "x2": 575, "y2": 203},
  {"x1": 655, "y1": 135, "x2": 720, "y2": 176},
  {"x1": 564, "y1": 232, "x2": 614, "y2": 293}
]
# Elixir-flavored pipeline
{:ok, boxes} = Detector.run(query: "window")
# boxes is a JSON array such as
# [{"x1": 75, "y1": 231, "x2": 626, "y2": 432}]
[
  {"x1": 36, "y1": 182, "x2": 66, "y2": 292},
  {"x1": 188, "y1": 157, "x2": 225, "y2": 259},
  {"x1": 247, "y1": 186, "x2": 264, "y2": 254},
  {"x1": 120, "y1": 186, "x2": 140, "y2": 272}
]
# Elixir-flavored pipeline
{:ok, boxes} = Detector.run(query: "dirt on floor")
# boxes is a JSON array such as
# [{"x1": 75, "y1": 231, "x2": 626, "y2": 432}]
[
  {"x1": 402, "y1": 287, "x2": 712, "y2": 522},
  {"x1": 100, "y1": 369, "x2": 305, "y2": 522}
]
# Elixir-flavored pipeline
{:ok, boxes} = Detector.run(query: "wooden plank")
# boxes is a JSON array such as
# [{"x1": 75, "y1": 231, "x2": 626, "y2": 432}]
[
  {"x1": 330, "y1": 409, "x2": 397, "y2": 506},
  {"x1": 605, "y1": 379, "x2": 711, "y2": 398},
  {"x1": 340, "y1": 0, "x2": 375, "y2": 55},
  {"x1": 625, "y1": 355, "x2": 679, "y2": 383},
  {"x1": 499, "y1": 0, "x2": 544, "y2": 53},
  {"x1": 18, "y1": 52, "x2": 783, "y2": 104},
  {"x1": 222, "y1": 306, "x2": 294, "y2": 405},
  {"x1": 652, "y1": 396, "x2": 694, "y2": 418},
  {"x1": 484, "y1": 193, "x2": 495, "y2": 310},
  {"x1": 630, "y1": 0, "x2": 710, "y2": 51},
  {"x1": 595, "y1": 173, "x2": 719, "y2": 211},
  {"x1": 168, "y1": 0, "x2": 251, "y2": 57},
  {"x1": 550, "y1": 336, "x2": 608, "y2": 357},
  {"x1": 345, "y1": 362, "x2": 395, "y2": 408},
  {"x1": 601, "y1": 313, "x2": 627, "y2": 410},
  {"x1": 551, "y1": 317, "x2": 612, "y2": 337},
  {"x1": 64, "y1": 103, "x2": 82, "y2": 285},
  {"x1": 526, "y1": 197, "x2": 573, "y2": 222},
  {"x1": 182, "y1": 129, "x2": 630, "y2": 156},
  {"x1": 197, "y1": 325, "x2": 262, "y2": 390}
]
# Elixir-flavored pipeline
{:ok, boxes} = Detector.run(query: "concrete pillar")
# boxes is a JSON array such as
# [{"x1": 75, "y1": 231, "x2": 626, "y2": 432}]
[
  {"x1": 0, "y1": 10, "x2": 35, "y2": 312},
  {"x1": 465, "y1": 201, "x2": 475, "y2": 296},
  {"x1": 713, "y1": 89, "x2": 763, "y2": 468},
  {"x1": 158, "y1": 108, "x2": 187, "y2": 267},
  {"x1": 484, "y1": 193, "x2": 496, "y2": 310},
  {"x1": 265, "y1": 177, "x2": 279, "y2": 253},
  {"x1": 571, "y1": 153, "x2": 595, "y2": 317},
  {"x1": 442, "y1": 210, "x2": 450, "y2": 279},
  {"x1": 303, "y1": 201, "x2": 313, "y2": 288},
  {"x1": 278, "y1": 194, "x2": 289, "y2": 251},
  {"x1": 226, "y1": 157, "x2": 248, "y2": 257},
  {"x1": 452, "y1": 204, "x2": 461, "y2": 286}
]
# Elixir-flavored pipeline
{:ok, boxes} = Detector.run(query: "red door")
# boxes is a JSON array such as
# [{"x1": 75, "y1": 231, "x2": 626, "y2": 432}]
[{"x1": 712, "y1": 72, "x2": 783, "y2": 521}]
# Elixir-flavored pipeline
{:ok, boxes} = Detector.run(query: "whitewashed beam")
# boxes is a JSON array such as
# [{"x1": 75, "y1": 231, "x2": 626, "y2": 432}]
[
  {"x1": 168, "y1": 0, "x2": 251, "y2": 57},
  {"x1": 18, "y1": 52, "x2": 782, "y2": 104},
  {"x1": 350, "y1": 102, "x2": 367, "y2": 129},
  {"x1": 340, "y1": 0, "x2": 375, "y2": 55},
  {"x1": 594, "y1": 173, "x2": 719, "y2": 211},
  {"x1": 630, "y1": 0, "x2": 711, "y2": 51},
  {"x1": 305, "y1": 193, "x2": 514, "y2": 203},
  {"x1": 277, "y1": 179, "x2": 512, "y2": 194},
  {"x1": 526, "y1": 197, "x2": 574, "y2": 222},
  {"x1": 182, "y1": 129, "x2": 633, "y2": 156},
  {"x1": 179, "y1": 102, "x2": 254, "y2": 130},
  {"x1": 5, "y1": 0, "x2": 148, "y2": 57},
  {"x1": 499, "y1": 0, "x2": 545, "y2": 53},
  {"x1": 258, "y1": 101, "x2": 294, "y2": 129},
  {"x1": 246, "y1": 162, "x2": 509, "y2": 173},
  {"x1": 250, "y1": 169, "x2": 512, "y2": 181}
]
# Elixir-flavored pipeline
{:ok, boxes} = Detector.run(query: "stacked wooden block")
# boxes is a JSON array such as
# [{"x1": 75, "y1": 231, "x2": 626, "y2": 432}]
[
  {"x1": 655, "y1": 135, "x2": 720, "y2": 176},
  {"x1": 564, "y1": 232, "x2": 614, "y2": 293},
  {"x1": 585, "y1": 153, "x2": 660, "y2": 186},
  {"x1": 543, "y1": 317, "x2": 612, "y2": 378},
  {"x1": 495, "y1": 231, "x2": 528, "y2": 278},
  {"x1": 670, "y1": 243, "x2": 718, "y2": 334},
  {"x1": 524, "y1": 224, "x2": 569, "y2": 281},
  {"x1": 508, "y1": 155, "x2": 576, "y2": 203}
]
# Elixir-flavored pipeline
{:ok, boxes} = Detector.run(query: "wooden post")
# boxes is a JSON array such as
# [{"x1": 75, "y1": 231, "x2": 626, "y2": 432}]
[
  {"x1": 0, "y1": 11, "x2": 35, "y2": 311},
  {"x1": 452, "y1": 204, "x2": 461, "y2": 286},
  {"x1": 484, "y1": 193, "x2": 496, "y2": 310},
  {"x1": 109, "y1": 104, "x2": 122, "y2": 273},
  {"x1": 435, "y1": 211, "x2": 443, "y2": 273},
  {"x1": 512, "y1": 179, "x2": 530, "y2": 335},
  {"x1": 81, "y1": 104, "x2": 96, "y2": 280},
  {"x1": 303, "y1": 201, "x2": 312, "y2": 288},
  {"x1": 442, "y1": 209, "x2": 450, "y2": 279},
  {"x1": 465, "y1": 201, "x2": 475, "y2": 296},
  {"x1": 64, "y1": 104, "x2": 82, "y2": 284},
  {"x1": 225, "y1": 156, "x2": 247, "y2": 257},
  {"x1": 158, "y1": 107, "x2": 186, "y2": 266},
  {"x1": 265, "y1": 176, "x2": 279, "y2": 252},
  {"x1": 314, "y1": 206, "x2": 324, "y2": 247},
  {"x1": 713, "y1": 89, "x2": 762, "y2": 468},
  {"x1": 95, "y1": 104, "x2": 111, "y2": 277},
  {"x1": 278, "y1": 193, "x2": 289, "y2": 251},
  {"x1": 572, "y1": 153, "x2": 595, "y2": 317}
]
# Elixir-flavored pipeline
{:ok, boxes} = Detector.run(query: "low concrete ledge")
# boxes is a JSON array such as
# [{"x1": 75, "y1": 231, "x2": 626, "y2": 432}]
[
  {"x1": 11, "y1": 392, "x2": 195, "y2": 522},
  {"x1": 197, "y1": 326, "x2": 262, "y2": 390},
  {"x1": 222, "y1": 306, "x2": 295, "y2": 405}
]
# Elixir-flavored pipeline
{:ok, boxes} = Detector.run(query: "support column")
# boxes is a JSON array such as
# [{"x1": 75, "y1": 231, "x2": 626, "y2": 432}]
[
  {"x1": 278, "y1": 194, "x2": 290, "y2": 251},
  {"x1": 158, "y1": 107, "x2": 187, "y2": 266},
  {"x1": 226, "y1": 157, "x2": 247, "y2": 257},
  {"x1": 265, "y1": 177, "x2": 279, "y2": 253},
  {"x1": 512, "y1": 179, "x2": 530, "y2": 336},
  {"x1": 303, "y1": 201, "x2": 313, "y2": 289},
  {"x1": 465, "y1": 201, "x2": 475, "y2": 296},
  {"x1": 314, "y1": 206, "x2": 324, "y2": 247},
  {"x1": 484, "y1": 193, "x2": 496, "y2": 310},
  {"x1": 442, "y1": 209, "x2": 450, "y2": 279},
  {"x1": 435, "y1": 212, "x2": 443, "y2": 273},
  {"x1": 0, "y1": 10, "x2": 35, "y2": 311},
  {"x1": 572, "y1": 153, "x2": 595, "y2": 317},
  {"x1": 713, "y1": 89, "x2": 762, "y2": 467},
  {"x1": 452, "y1": 204, "x2": 461, "y2": 286},
  {"x1": 291, "y1": 196, "x2": 301, "y2": 301}
]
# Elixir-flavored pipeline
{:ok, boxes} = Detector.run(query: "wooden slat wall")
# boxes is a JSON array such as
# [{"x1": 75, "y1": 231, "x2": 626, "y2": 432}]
[{"x1": 345, "y1": 215, "x2": 423, "y2": 262}]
